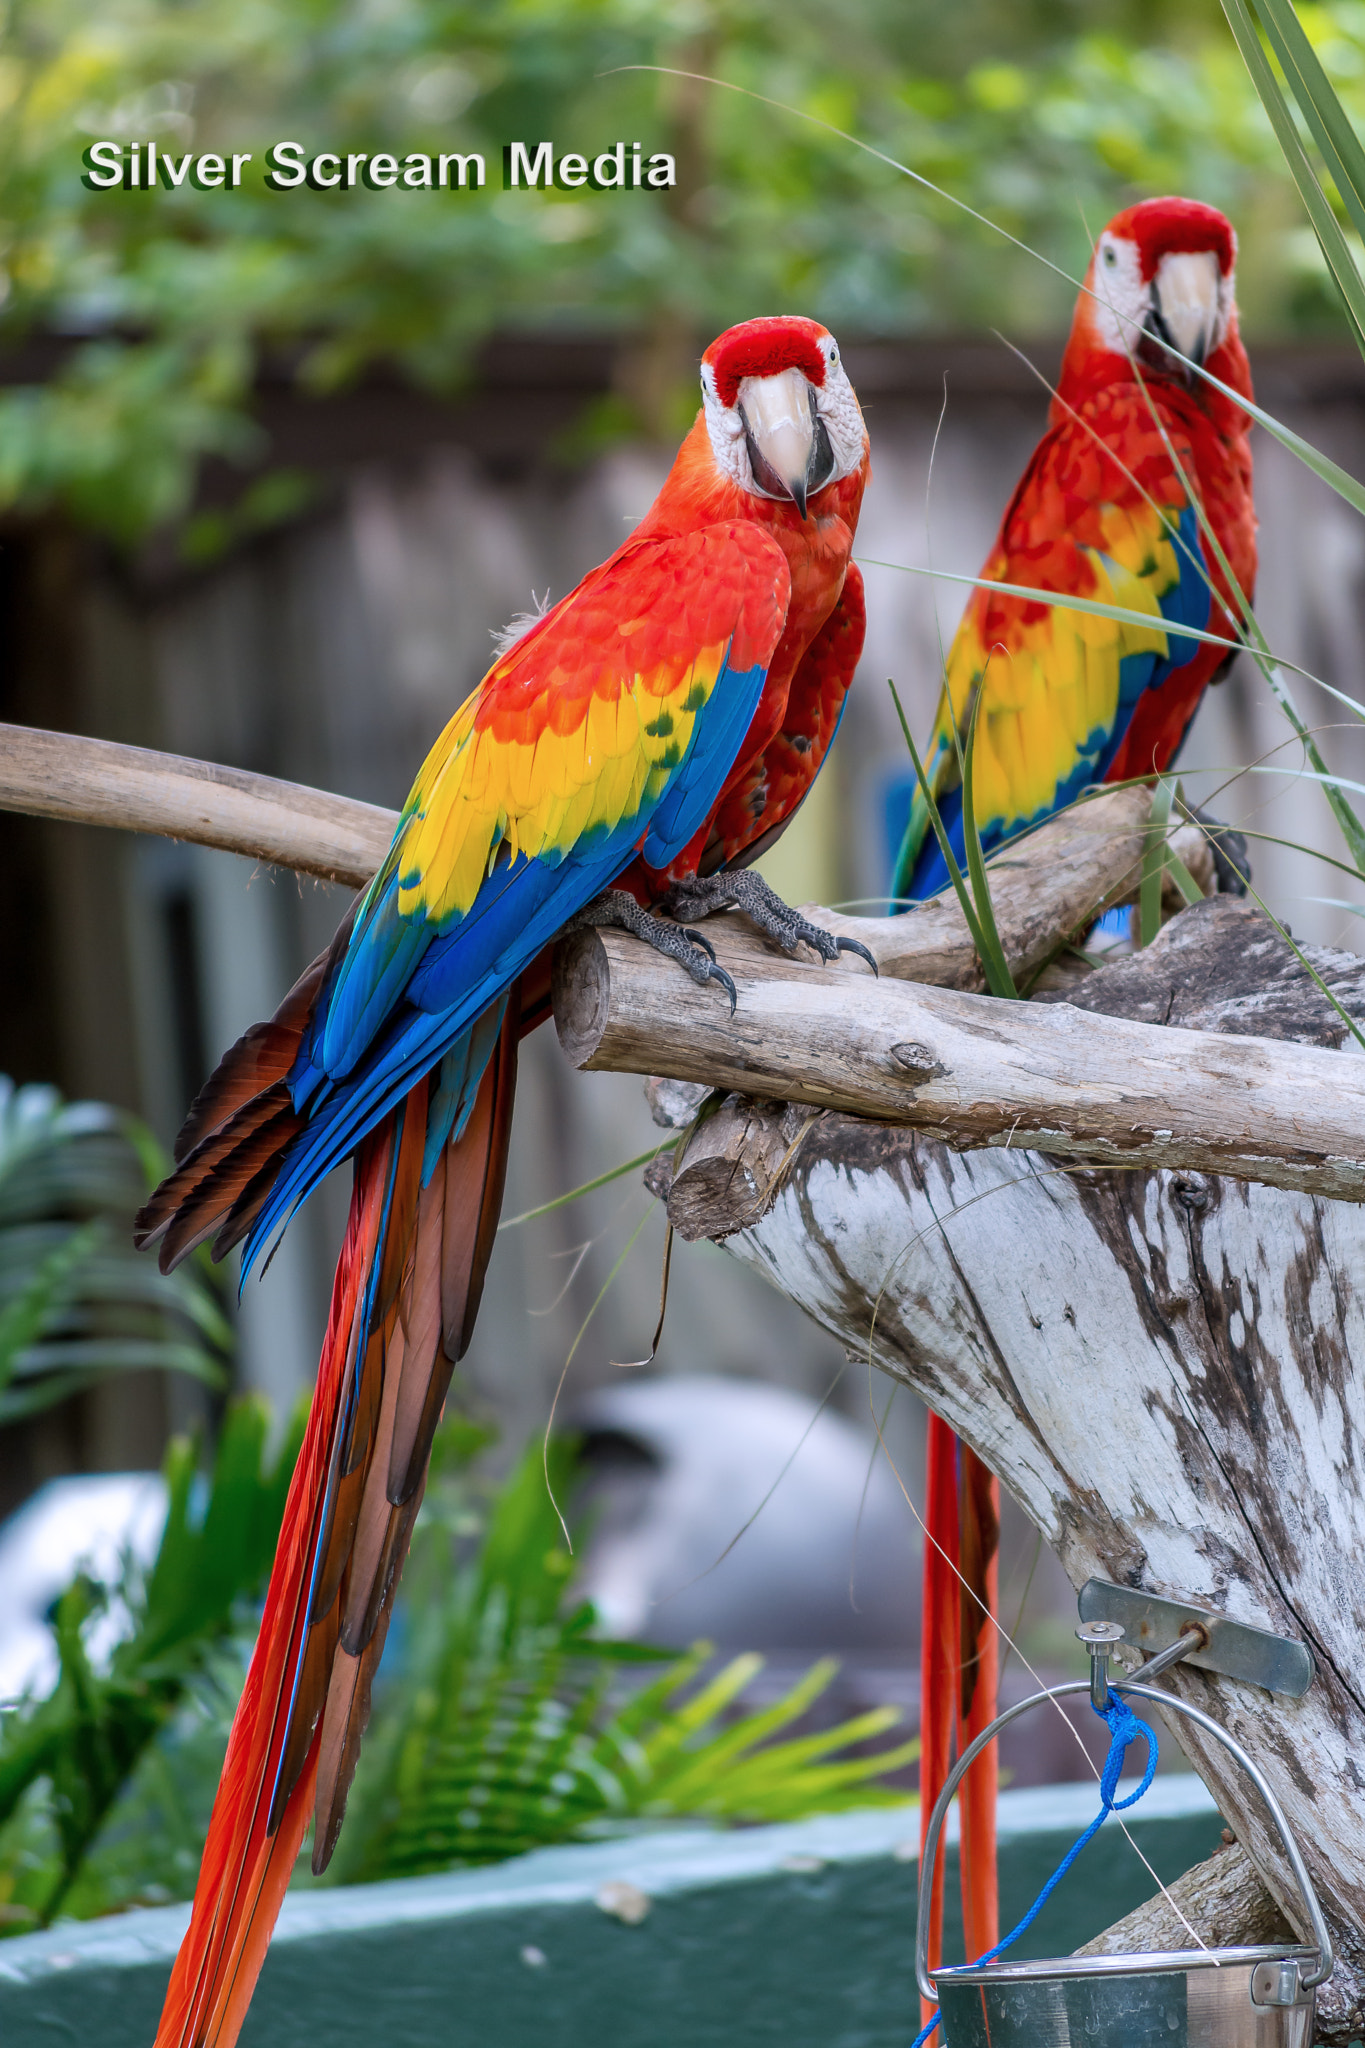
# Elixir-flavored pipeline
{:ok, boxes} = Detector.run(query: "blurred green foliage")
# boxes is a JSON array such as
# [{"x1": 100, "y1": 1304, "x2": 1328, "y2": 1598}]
[
  {"x1": 333, "y1": 1431, "x2": 917, "y2": 1883},
  {"x1": 0, "y1": 1076, "x2": 231, "y2": 1425},
  {"x1": 0, "y1": 1396, "x2": 305, "y2": 1931},
  {"x1": 0, "y1": 0, "x2": 1358, "y2": 541}
]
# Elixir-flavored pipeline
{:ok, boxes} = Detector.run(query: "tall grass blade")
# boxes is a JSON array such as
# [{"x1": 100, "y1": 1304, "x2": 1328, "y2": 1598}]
[
  {"x1": 889, "y1": 681, "x2": 1016, "y2": 997},
  {"x1": 1253, "y1": 0, "x2": 1365, "y2": 248},
  {"x1": 1221, "y1": 0, "x2": 1365, "y2": 354},
  {"x1": 498, "y1": 1144, "x2": 670, "y2": 1230},
  {"x1": 861, "y1": 558, "x2": 1242, "y2": 654},
  {"x1": 1165, "y1": 849, "x2": 1207, "y2": 908},
  {"x1": 960, "y1": 690, "x2": 1019, "y2": 998},
  {"x1": 1259, "y1": 669, "x2": 1365, "y2": 873},
  {"x1": 1198, "y1": 364, "x2": 1365, "y2": 520}
]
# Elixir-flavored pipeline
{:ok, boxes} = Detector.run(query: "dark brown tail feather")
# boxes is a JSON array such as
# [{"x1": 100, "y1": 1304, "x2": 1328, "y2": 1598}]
[
  {"x1": 137, "y1": 912, "x2": 358, "y2": 1271},
  {"x1": 172, "y1": 910, "x2": 353, "y2": 1165}
]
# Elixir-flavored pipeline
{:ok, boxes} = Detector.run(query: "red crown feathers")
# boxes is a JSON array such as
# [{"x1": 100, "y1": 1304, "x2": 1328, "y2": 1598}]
[
  {"x1": 1105, "y1": 197, "x2": 1237, "y2": 281},
  {"x1": 704, "y1": 316, "x2": 830, "y2": 410}
]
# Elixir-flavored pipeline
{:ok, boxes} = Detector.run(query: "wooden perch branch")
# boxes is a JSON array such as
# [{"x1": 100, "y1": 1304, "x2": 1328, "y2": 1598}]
[
  {"x1": 554, "y1": 915, "x2": 1365, "y2": 1203},
  {"x1": 0, "y1": 722, "x2": 396, "y2": 887}
]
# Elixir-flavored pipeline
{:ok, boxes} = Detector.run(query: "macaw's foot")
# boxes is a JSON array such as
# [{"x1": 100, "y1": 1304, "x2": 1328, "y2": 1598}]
[
  {"x1": 661, "y1": 869, "x2": 878, "y2": 975},
  {"x1": 1187, "y1": 807, "x2": 1252, "y2": 896},
  {"x1": 567, "y1": 890, "x2": 738, "y2": 1013}
]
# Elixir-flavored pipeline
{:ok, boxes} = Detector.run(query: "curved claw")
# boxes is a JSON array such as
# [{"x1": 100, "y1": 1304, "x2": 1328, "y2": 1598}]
[
  {"x1": 684, "y1": 926, "x2": 718, "y2": 963},
  {"x1": 837, "y1": 936, "x2": 880, "y2": 978},
  {"x1": 710, "y1": 963, "x2": 738, "y2": 1016}
]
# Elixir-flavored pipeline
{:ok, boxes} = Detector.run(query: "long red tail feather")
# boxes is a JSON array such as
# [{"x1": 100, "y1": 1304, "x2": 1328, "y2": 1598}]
[
  {"x1": 152, "y1": 987, "x2": 522, "y2": 2048},
  {"x1": 918, "y1": 1412, "x2": 960, "y2": 2030},
  {"x1": 918, "y1": 1418, "x2": 1000, "y2": 2024},
  {"x1": 957, "y1": 1444, "x2": 1000, "y2": 1960}
]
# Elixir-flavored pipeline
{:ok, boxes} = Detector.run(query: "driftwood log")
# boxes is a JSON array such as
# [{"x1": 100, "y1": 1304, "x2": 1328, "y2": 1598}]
[
  {"x1": 598, "y1": 898, "x2": 1365, "y2": 2041},
  {"x1": 0, "y1": 721, "x2": 395, "y2": 887},
  {"x1": 6, "y1": 725, "x2": 1365, "y2": 2033}
]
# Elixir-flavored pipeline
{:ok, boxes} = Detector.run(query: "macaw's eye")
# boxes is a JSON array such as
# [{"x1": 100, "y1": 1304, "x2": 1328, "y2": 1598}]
[
  {"x1": 1103, "y1": 245, "x2": 1117, "y2": 267},
  {"x1": 829, "y1": 346, "x2": 839, "y2": 365}
]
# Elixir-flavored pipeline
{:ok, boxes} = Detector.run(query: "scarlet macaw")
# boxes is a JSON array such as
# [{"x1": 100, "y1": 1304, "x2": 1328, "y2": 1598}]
[
  {"x1": 892, "y1": 196, "x2": 1255, "y2": 2005},
  {"x1": 134, "y1": 315, "x2": 870, "y2": 2048}
]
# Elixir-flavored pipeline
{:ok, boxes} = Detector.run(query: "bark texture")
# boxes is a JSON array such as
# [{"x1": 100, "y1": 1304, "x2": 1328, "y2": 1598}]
[{"x1": 1076, "y1": 1843, "x2": 1294, "y2": 1958}]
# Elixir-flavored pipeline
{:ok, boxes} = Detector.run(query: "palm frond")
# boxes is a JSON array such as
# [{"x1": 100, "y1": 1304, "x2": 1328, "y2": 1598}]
[{"x1": 0, "y1": 1077, "x2": 230, "y2": 1424}]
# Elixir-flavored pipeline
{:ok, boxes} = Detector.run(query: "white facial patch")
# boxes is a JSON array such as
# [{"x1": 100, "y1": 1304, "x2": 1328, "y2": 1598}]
[
  {"x1": 1089, "y1": 234, "x2": 1149, "y2": 355},
  {"x1": 1089, "y1": 232, "x2": 1234, "y2": 364}
]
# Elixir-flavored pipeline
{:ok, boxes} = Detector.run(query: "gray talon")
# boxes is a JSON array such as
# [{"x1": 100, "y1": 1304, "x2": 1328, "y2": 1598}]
[
  {"x1": 837, "y1": 936, "x2": 879, "y2": 976},
  {"x1": 686, "y1": 927, "x2": 718, "y2": 962}
]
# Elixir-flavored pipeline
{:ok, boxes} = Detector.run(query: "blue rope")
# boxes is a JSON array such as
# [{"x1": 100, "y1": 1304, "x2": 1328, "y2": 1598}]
[{"x1": 910, "y1": 1690, "x2": 1159, "y2": 2048}]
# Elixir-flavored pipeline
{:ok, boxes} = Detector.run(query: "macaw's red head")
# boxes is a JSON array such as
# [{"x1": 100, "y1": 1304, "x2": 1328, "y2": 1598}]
[
  {"x1": 1066, "y1": 197, "x2": 1240, "y2": 391},
  {"x1": 699, "y1": 315, "x2": 868, "y2": 518}
]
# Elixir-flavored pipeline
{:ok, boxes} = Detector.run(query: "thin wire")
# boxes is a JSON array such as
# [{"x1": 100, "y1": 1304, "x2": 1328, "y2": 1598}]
[
  {"x1": 850, "y1": 1382, "x2": 898, "y2": 1615},
  {"x1": 650, "y1": 1355, "x2": 850, "y2": 1609},
  {"x1": 996, "y1": 1527, "x2": 1043, "y2": 1689},
  {"x1": 541, "y1": 1200, "x2": 659, "y2": 1547}
]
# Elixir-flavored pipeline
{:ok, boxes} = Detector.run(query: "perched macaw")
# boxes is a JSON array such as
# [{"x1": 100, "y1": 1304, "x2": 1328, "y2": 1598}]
[
  {"x1": 896, "y1": 196, "x2": 1256, "y2": 2008},
  {"x1": 134, "y1": 314, "x2": 870, "y2": 2048}
]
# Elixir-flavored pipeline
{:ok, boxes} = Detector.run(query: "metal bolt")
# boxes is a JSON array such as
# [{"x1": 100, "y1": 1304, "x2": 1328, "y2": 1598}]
[{"x1": 1077, "y1": 1620, "x2": 1125, "y2": 1711}]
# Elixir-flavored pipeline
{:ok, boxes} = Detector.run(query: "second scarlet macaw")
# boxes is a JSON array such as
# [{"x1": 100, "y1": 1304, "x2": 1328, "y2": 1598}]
[
  {"x1": 136, "y1": 315, "x2": 870, "y2": 2048},
  {"x1": 894, "y1": 196, "x2": 1256, "y2": 2004}
]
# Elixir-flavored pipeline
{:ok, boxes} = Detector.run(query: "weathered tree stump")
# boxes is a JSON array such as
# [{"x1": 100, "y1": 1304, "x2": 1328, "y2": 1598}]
[{"x1": 565, "y1": 897, "x2": 1365, "y2": 2042}]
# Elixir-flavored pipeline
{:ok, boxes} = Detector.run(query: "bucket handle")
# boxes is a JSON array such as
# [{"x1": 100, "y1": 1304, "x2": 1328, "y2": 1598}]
[{"x1": 915, "y1": 1676, "x2": 1334, "y2": 2002}]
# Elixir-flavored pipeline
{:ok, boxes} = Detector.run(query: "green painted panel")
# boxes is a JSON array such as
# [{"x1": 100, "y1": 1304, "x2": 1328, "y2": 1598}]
[{"x1": 0, "y1": 1780, "x2": 1224, "y2": 2048}]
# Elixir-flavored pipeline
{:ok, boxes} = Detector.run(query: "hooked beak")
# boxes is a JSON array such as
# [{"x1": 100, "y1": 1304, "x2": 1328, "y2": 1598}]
[
  {"x1": 737, "y1": 366, "x2": 835, "y2": 518},
  {"x1": 1143, "y1": 250, "x2": 1220, "y2": 385}
]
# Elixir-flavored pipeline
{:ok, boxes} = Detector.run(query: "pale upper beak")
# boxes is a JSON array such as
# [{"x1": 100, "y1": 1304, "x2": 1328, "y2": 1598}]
[
  {"x1": 737, "y1": 366, "x2": 834, "y2": 518},
  {"x1": 1146, "y1": 250, "x2": 1221, "y2": 379}
]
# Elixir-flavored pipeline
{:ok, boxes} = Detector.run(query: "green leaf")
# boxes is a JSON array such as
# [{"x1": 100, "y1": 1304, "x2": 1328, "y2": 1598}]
[
  {"x1": 333, "y1": 1435, "x2": 916, "y2": 1884},
  {"x1": 0, "y1": 1394, "x2": 303, "y2": 1929}
]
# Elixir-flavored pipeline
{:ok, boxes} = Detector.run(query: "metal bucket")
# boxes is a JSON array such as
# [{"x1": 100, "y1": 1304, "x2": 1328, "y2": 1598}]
[
  {"x1": 931, "y1": 1946, "x2": 1318, "y2": 2047},
  {"x1": 917, "y1": 1679, "x2": 1333, "y2": 2048}
]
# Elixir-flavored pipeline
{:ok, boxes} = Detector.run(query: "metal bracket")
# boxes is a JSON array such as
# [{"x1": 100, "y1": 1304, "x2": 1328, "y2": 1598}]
[
  {"x1": 1077, "y1": 1580, "x2": 1314, "y2": 1699},
  {"x1": 1251, "y1": 1958, "x2": 1312, "y2": 2009}
]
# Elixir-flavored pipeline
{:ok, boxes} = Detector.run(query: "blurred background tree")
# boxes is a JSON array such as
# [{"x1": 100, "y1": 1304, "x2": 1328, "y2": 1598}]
[{"x1": 0, "y1": 0, "x2": 1352, "y2": 544}]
